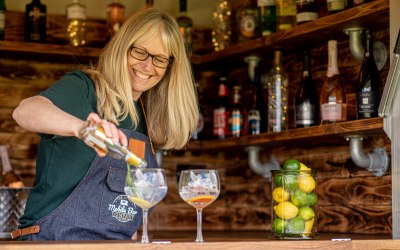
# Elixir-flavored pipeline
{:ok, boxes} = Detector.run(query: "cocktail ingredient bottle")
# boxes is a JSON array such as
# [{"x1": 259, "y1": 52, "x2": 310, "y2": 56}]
[
  {"x1": 236, "y1": 0, "x2": 258, "y2": 42},
  {"x1": 257, "y1": 0, "x2": 276, "y2": 37},
  {"x1": 66, "y1": 0, "x2": 87, "y2": 47},
  {"x1": 213, "y1": 77, "x2": 230, "y2": 139},
  {"x1": 229, "y1": 86, "x2": 246, "y2": 137},
  {"x1": 106, "y1": 0, "x2": 125, "y2": 41},
  {"x1": 295, "y1": 49, "x2": 319, "y2": 127},
  {"x1": 79, "y1": 122, "x2": 147, "y2": 168},
  {"x1": 327, "y1": 0, "x2": 347, "y2": 14},
  {"x1": 267, "y1": 50, "x2": 289, "y2": 132},
  {"x1": 320, "y1": 40, "x2": 347, "y2": 124},
  {"x1": 356, "y1": 29, "x2": 382, "y2": 119},
  {"x1": 176, "y1": 0, "x2": 193, "y2": 55},
  {"x1": 276, "y1": 0, "x2": 296, "y2": 31},
  {"x1": 212, "y1": 0, "x2": 232, "y2": 51},
  {"x1": 248, "y1": 65, "x2": 268, "y2": 134},
  {"x1": 0, "y1": 0, "x2": 5, "y2": 40},
  {"x1": 296, "y1": 0, "x2": 318, "y2": 24},
  {"x1": 25, "y1": 0, "x2": 46, "y2": 43}
]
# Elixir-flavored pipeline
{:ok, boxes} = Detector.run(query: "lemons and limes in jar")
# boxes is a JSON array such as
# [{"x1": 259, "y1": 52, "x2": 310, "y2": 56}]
[{"x1": 272, "y1": 158, "x2": 318, "y2": 238}]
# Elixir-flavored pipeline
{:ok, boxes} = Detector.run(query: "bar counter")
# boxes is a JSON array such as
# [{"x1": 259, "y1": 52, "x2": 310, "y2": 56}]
[{"x1": 1, "y1": 231, "x2": 399, "y2": 250}]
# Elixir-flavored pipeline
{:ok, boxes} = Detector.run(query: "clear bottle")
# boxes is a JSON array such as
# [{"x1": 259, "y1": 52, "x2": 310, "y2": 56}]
[
  {"x1": 356, "y1": 29, "x2": 381, "y2": 119},
  {"x1": 176, "y1": 0, "x2": 193, "y2": 55},
  {"x1": 106, "y1": 0, "x2": 125, "y2": 41},
  {"x1": 320, "y1": 40, "x2": 347, "y2": 124},
  {"x1": 213, "y1": 77, "x2": 230, "y2": 139},
  {"x1": 229, "y1": 86, "x2": 246, "y2": 137},
  {"x1": 258, "y1": 0, "x2": 276, "y2": 37},
  {"x1": 295, "y1": 49, "x2": 320, "y2": 128},
  {"x1": 79, "y1": 121, "x2": 147, "y2": 168},
  {"x1": 211, "y1": 0, "x2": 233, "y2": 52},
  {"x1": 267, "y1": 50, "x2": 289, "y2": 132},
  {"x1": 276, "y1": 0, "x2": 296, "y2": 31},
  {"x1": 0, "y1": 0, "x2": 5, "y2": 40},
  {"x1": 25, "y1": 0, "x2": 46, "y2": 43},
  {"x1": 296, "y1": 0, "x2": 318, "y2": 24},
  {"x1": 327, "y1": 0, "x2": 347, "y2": 14},
  {"x1": 236, "y1": 0, "x2": 258, "y2": 42},
  {"x1": 66, "y1": 0, "x2": 87, "y2": 47}
]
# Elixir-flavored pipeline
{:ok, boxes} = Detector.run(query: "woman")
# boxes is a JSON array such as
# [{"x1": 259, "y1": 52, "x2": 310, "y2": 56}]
[{"x1": 12, "y1": 7, "x2": 199, "y2": 240}]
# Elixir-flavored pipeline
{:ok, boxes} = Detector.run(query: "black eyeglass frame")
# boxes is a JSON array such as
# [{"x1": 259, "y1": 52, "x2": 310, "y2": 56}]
[{"x1": 129, "y1": 46, "x2": 173, "y2": 69}]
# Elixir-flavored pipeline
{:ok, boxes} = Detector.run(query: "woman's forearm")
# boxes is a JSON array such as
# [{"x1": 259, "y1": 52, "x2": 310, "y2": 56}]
[{"x1": 12, "y1": 96, "x2": 84, "y2": 138}]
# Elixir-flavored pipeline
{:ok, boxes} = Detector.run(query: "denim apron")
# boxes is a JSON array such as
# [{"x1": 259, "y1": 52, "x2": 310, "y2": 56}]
[{"x1": 27, "y1": 129, "x2": 158, "y2": 240}]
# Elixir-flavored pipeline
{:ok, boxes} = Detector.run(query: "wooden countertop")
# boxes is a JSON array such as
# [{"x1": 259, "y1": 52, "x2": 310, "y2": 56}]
[{"x1": 1, "y1": 231, "x2": 399, "y2": 250}]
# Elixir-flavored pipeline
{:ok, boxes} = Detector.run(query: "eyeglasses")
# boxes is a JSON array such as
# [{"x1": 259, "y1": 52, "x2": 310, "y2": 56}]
[{"x1": 129, "y1": 46, "x2": 172, "y2": 69}]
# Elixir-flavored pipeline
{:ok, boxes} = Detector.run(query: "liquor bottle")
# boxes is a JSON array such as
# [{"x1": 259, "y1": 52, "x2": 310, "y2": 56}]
[
  {"x1": 267, "y1": 50, "x2": 289, "y2": 132},
  {"x1": 211, "y1": 0, "x2": 233, "y2": 51},
  {"x1": 320, "y1": 40, "x2": 347, "y2": 124},
  {"x1": 296, "y1": 0, "x2": 318, "y2": 24},
  {"x1": 258, "y1": 0, "x2": 276, "y2": 37},
  {"x1": 213, "y1": 77, "x2": 230, "y2": 139},
  {"x1": 79, "y1": 121, "x2": 147, "y2": 168},
  {"x1": 248, "y1": 65, "x2": 268, "y2": 134},
  {"x1": 276, "y1": 0, "x2": 296, "y2": 31},
  {"x1": 0, "y1": 0, "x2": 5, "y2": 40},
  {"x1": 24, "y1": 0, "x2": 46, "y2": 43},
  {"x1": 229, "y1": 86, "x2": 246, "y2": 137},
  {"x1": 356, "y1": 29, "x2": 381, "y2": 119},
  {"x1": 327, "y1": 0, "x2": 347, "y2": 14},
  {"x1": 66, "y1": 0, "x2": 87, "y2": 47},
  {"x1": 106, "y1": 0, "x2": 126, "y2": 41},
  {"x1": 236, "y1": 0, "x2": 258, "y2": 42},
  {"x1": 295, "y1": 49, "x2": 320, "y2": 128},
  {"x1": 176, "y1": 0, "x2": 193, "y2": 55}
]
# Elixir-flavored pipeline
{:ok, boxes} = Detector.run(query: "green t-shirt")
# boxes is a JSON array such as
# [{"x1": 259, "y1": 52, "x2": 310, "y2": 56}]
[{"x1": 20, "y1": 71, "x2": 144, "y2": 228}]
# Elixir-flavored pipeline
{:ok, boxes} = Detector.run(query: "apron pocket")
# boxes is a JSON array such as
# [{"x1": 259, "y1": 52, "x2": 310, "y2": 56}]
[{"x1": 98, "y1": 167, "x2": 142, "y2": 229}]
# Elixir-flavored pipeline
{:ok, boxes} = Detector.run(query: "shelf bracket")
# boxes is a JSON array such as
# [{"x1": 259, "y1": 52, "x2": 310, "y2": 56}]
[
  {"x1": 345, "y1": 135, "x2": 389, "y2": 176},
  {"x1": 245, "y1": 146, "x2": 280, "y2": 179}
]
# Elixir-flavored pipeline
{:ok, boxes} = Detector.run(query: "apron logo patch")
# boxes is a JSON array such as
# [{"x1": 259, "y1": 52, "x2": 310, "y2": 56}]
[{"x1": 108, "y1": 195, "x2": 138, "y2": 222}]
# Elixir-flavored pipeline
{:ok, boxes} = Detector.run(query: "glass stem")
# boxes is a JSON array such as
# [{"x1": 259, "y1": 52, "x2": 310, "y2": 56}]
[
  {"x1": 141, "y1": 209, "x2": 149, "y2": 243},
  {"x1": 195, "y1": 208, "x2": 204, "y2": 242}
]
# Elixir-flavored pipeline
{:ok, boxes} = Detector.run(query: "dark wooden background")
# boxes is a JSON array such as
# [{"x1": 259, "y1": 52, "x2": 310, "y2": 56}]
[{"x1": 0, "y1": 1, "x2": 392, "y2": 236}]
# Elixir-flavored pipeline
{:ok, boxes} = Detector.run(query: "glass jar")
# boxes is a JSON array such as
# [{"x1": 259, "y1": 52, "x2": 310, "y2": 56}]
[{"x1": 271, "y1": 170, "x2": 318, "y2": 239}]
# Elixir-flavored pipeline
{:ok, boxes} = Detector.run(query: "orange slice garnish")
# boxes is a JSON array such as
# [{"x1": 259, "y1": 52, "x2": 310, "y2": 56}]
[{"x1": 186, "y1": 195, "x2": 216, "y2": 203}]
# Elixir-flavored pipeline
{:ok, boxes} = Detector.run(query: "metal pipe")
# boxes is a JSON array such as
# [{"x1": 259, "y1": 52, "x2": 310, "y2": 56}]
[{"x1": 246, "y1": 146, "x2": 280, "y2": 179}]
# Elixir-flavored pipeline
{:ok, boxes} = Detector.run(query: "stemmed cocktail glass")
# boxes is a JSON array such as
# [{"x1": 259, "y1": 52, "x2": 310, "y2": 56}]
[
  {"x1": 179, "y1": 169, "x2": 220, "y2": 243},
  {"x1": 124, "y1": 167, "x2": 168, "y2": 243}
]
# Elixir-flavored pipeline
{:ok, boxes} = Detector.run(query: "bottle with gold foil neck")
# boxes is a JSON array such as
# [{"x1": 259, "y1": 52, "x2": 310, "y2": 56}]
[{"x1": 79, "y1": 121, "x2": 147, "y2": 168}]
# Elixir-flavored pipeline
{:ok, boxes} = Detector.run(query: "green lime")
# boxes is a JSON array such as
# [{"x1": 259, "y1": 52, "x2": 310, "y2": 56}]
[
  {"x1": 283, "y1": 159, "x2": 301, "y2": 171},
  {"x1": 307, "y1": 192, "x2": 318, "y2": 207},
  {"x1": 299, "y1": 206, "x2": 315, "y2": 221},
  {"x1": 282, "y1": 174, "x2": 298, "y2": 191},
  {"x1": 287, "y1": 216, "x2": 305, "y2": 235},
  {"x1": 291, "y1": 189, "x2": 309, "y2": 207},
  {"x1": 272, "y1": 218, "x2": 287, "y2": 234},
  {"x1": 274, "y1": 173, "x2": 283, "y2": 187}
]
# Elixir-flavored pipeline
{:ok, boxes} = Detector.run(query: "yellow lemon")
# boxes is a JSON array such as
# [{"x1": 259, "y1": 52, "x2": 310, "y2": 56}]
[
  {"x1": 303, "y1": 218, "x2": 315, "y2": 235},
  {"x1": 298, "y1": 175, "x2": 316, "y2": 193},
  {"x1": 272, "y1": 187, "x2": 290, "y2": 203},
  {"x1": 128, "y1": 197, "x2": 152, "y2": 209},
  {"x1": 274, "y1": 201, "x2": 299, "y2": 220},
  {"x1": 300, "y1": 163, "x2": 311, "y2": 171}
]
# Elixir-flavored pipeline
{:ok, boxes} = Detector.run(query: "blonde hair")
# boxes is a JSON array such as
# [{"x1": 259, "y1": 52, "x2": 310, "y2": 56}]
[{"x1": 84, "y1": 7, "x2": 199, "y2": 150}]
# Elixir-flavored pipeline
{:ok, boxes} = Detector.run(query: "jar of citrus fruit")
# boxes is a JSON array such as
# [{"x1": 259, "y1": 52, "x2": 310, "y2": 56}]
[{"x1": 271, "y1": 159, "x2": 318, "y2": 239}]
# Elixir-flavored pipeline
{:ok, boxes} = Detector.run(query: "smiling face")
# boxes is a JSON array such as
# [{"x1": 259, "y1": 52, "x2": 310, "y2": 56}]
[{"x1": 128, "y1": 33, "x2": 169, "y2": 100}]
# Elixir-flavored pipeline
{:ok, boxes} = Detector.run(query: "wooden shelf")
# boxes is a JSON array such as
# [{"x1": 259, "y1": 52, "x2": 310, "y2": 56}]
[
  {"x1": 187, "y1": 117, "x2": 385, "y2": 152},
  {"x1": 190, "y1": 0, "x2": 389, "y2": 68}
]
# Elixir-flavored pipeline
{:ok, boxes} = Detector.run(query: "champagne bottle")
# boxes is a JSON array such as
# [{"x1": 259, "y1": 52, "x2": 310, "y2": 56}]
[
  {"x1": 295, "y1": 49, "x2": 320, "y2": 128},
  {"x1": 276, "y1": 0, "x2": 296, "y2": 31},
  {"x1": 212, "y1": 0, "x2": 233, "y2": 51},
  {"x1": 66, "y1": 0, "x2": 87, "y2": 47},
  {"x1": 356, "y1": 29, "x2": 381, "y2": 119},
  {"x1": 106, "y1": 0, "x2": 126, "y2": 41},
  {"x1": 213, "y1": 77, "x2": 230, "y2": 139},
  {"x1": 258, "y1": 0, "x2": 276, "y2": 37},
  {"x1": 296, "y1": 0, "x2": 318, "y2": 24},
  {"x1": 267, "y1": 50, "x2": 289, "y2": 132},
  {"x1": 176, "y1": 0, "x2": 193, "y2": 55},
  {"x1": 327, "y1": 0, "x2": 347, "y2": 14},
  {"x1": 0, "y1": 0, "x2": 5, "y2": 40},
  {"x1": 320, "y1": 40, "x2": 347, "y2": 124},
  {"x1": 25, "y1": 0, "x2": 46, "y2": 43}
]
